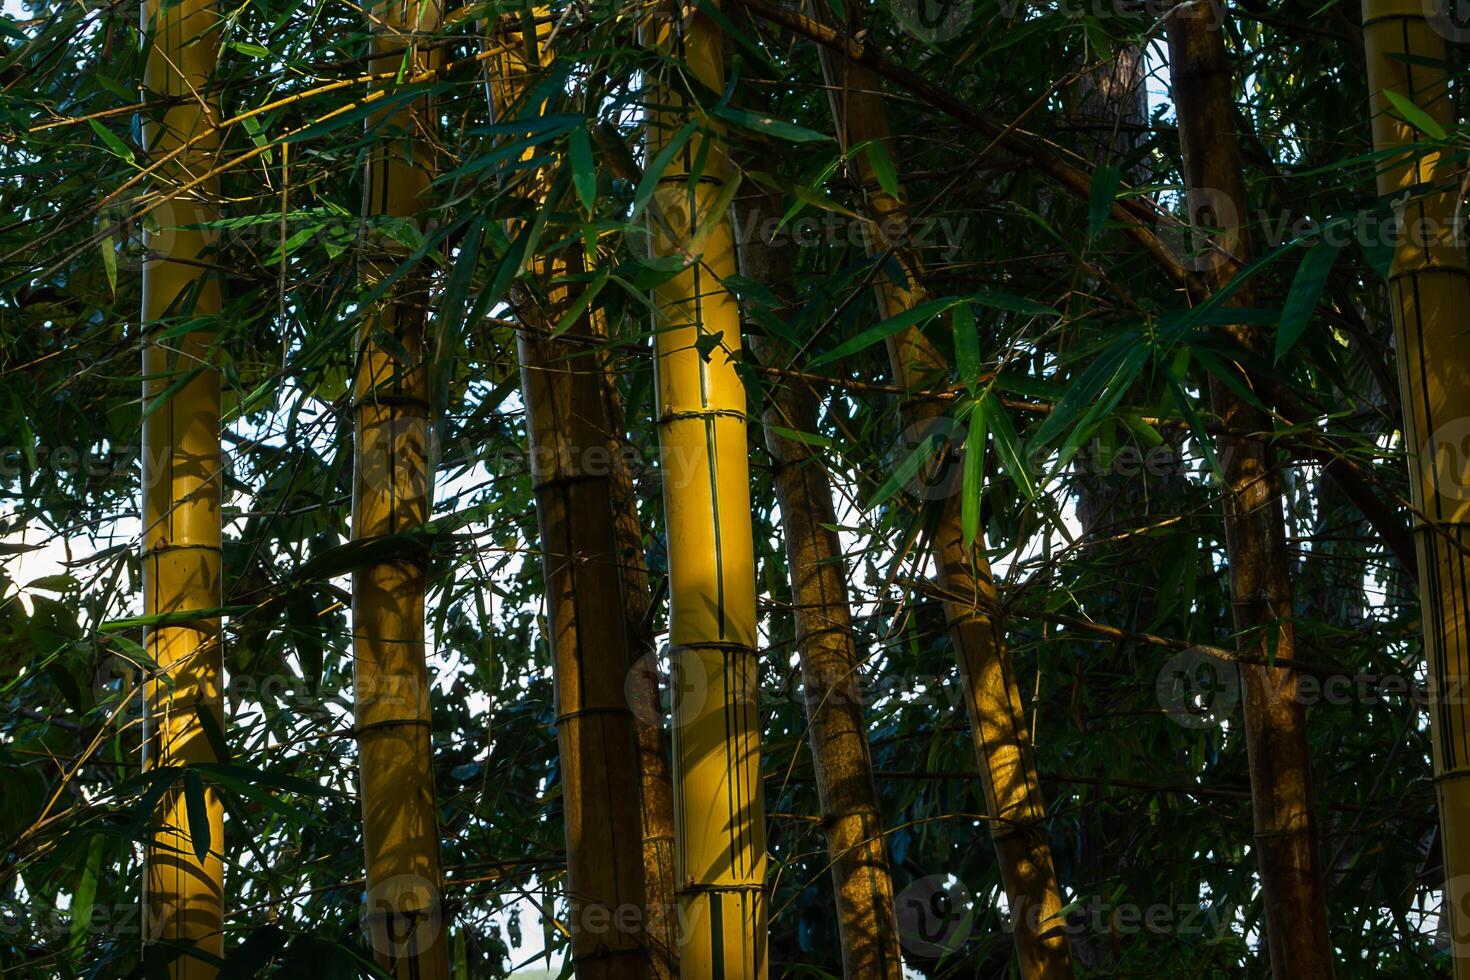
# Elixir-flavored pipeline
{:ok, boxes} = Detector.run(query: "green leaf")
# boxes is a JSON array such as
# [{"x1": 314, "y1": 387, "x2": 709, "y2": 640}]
[
  {"x1": 867, "y1": 425, "x2": 950, "y2": 510},
  {"x1": 865, "y1": 140, "x2": 900, "y2": 199},
  {"x1": 810, "y1": 296, "x2": 964, "y2": 368},
  {"x1": 711, "y1": 105, "x2": 831, "y2": 143},
  {"x1": 953, "y1": 302, "x2": 980, "y2": 392},
  {"x1": 70, "y1": 833, "x2": 104, "y2": 950},
  {"x1": 962, "y1": 412, "x2": 988, "y2": 546},
  {"x1": 183, "y1": 768, "x2": 212, "y2": 864},
  {"x1": 631, "y1": 121, "x2": 697, "y2": 221},
  {"x1": 87, "y1": 118, "x2": 134, "y2": 164},
  {"x1": 1164, "y1": 366, "x2": 1225, "y2": 485},
  {"x1": 1276, "y1": 238, "x2": 1340, "y2": 361},
  {"x1": 1383, "y1": 88, "x2": 1447, "y2": 141},
  {"x1": 230, "y1": 41, "x2": 271, "y2": 58},
  {"x1": 569, "y1": 126, "x2": 596, "y2": 213},
  {"x1": 972, "y1": 290, "x2": 1059, "y2": 317},
  {"x1": 1087, "y1": 163, "x2": 1122, "y2": 241},
  {"x1": 980, "y1": 392, "x2": 1036, "y2": 499}
]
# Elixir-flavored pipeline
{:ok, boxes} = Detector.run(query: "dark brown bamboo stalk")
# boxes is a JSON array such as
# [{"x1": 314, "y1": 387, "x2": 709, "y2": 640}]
[
  {"x1": 1165, "y1": 6, "x2": 1334, "y2": 977},
  {"x1": 488, "y1": 13, "x2": 650, "y2": 977},
  {"x1": 808, "y1": 4, "x2": 1074, "y2": 975},
  {"x1": 735, "y1": 186, "x2": 904, "y2": 980}
]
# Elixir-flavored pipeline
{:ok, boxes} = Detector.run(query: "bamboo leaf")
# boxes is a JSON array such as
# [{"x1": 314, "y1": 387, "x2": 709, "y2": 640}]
[
  {"x1": 953, "y1": 302, "x2": 980, "y2": 392},
  {"x1": 87, "y1": 118, "x2": 134, "y2": 164},
  {"x1": 962, "y1": 411, "x2": 987, "y2": 546},
  {"x1": 1276, "y1": 237, "x2": 1340, "y2": 361},
  {"x1": 183, "y1": 768, "x2": 212, "y2": 864},
  {"x1": 810, "y1": 296, "x2": 964, "y2": 368},
  {"x1": 631, "y1": 121, "x2": 697, "y2": 221},
  {"x1": 569, "y1": 126, "x2": 596, "y2": 212},
  {"x1": 1382, "y1": 88, "x2": 1447, "y2": 141},
  {"x1": 712, "y1": 104, "x2": 831, "y2": 143},
  {"x1": 69, "y1": 834, "x2": 104, "y2": 951},
  {"x1": 1087, "y1": 163, "x2": 1121, "y2": 240},
  {"x1": 980, "y1": 391, "x2": 1036, "y2": 499},
  {"x1": 865, "y1": 140, "x2": 900, "y2": 199}
]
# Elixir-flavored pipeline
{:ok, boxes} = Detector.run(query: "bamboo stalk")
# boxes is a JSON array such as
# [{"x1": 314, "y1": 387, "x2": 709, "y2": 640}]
[
  {"x1": 601, "y1": 369, "x2": 681, "y2": 980},
  {"x1": 352, "y1": 1, "x2": 449, "y2": 976},
  {"x1": 736, "y1": 185, "x2": 903, "y2": 979},
  {"x1": 1361, "y1": 0, "x2": 1470, "y2": 971},
  {"x1": 487, "y1": 13, "x2": 652, "y2": 976},
  {"x1": 806, "y1": 4, "x2": 1074, "y2": 975},
  {"x1": 1163, "y1": 7, "x2": 1334, "y2": 977},
  {"x1": 139, "y1": 0, "x2": 225, "y2": 973},
  {"x1": 644, "y1": 3, "x2": 767, "y2": 975}
]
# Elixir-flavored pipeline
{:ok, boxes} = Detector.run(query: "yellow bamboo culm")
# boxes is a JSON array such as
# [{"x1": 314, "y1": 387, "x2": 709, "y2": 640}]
[
  {"x1": 644, "y1": 3, "x2": 767, "y2": 976},
  {"x1": 352, "y1": 0, "x2": 449, "y2": 976},
  {"x1": 140, "y1": 0, "x2": 225, "y2": 973},
  {"x1": 486, "y1": 13, "x2": 653, "y2": 977},
  {"x1": 1362, "y1": 1, "x2": 1470, "y2": 969}
]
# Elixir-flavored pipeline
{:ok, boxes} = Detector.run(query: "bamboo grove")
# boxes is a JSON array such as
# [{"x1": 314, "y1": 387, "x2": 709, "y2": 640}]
[{"x1": 4, "y1": 0, "x2": 1470, "y2": 976}]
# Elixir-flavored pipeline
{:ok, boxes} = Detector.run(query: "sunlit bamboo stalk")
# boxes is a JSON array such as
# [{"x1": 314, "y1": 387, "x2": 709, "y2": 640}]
[
  {"x1": 1361, "y1": 0, "x2": 1470, "y2": 971},
  {"x1": 644, "y1": 2, "x2": 767, "y2": 975},
  {"x1": 140, "y1": 0, "x2": 225, "y2": 973},
  {"x1": 352, "y1": 0, "x2": 449, "y2": 975}
]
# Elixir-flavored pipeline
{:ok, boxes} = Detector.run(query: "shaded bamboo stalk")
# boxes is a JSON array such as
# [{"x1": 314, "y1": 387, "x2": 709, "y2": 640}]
[
  {"x1": 1361, "y1": 0, "x2": 1470, "y2": 970},
  {"x1": 140, "y1": 0, "x2": 225, "y2": 972},
  {"x1": 735, "y1": 183, "x2": 904, "y2": 979},
  {"x1": 644, "y1": 2, "x2": 767, "y2": 974},
  {"x1": 602, "y1": 368, "x2": 681, "y2": 980},
  {"x1": 1164, "y1": 6, "x2": 1334, "y2": 976},
  {"x1": 352, "y1": 0, "x2": 449, "y2": 975},
  {"x1": 807, "y1": 4, "x2": 1074, "y2": 974},
  {"x1": 487, "y1": 13, "x2": 650, "y2": 976}
]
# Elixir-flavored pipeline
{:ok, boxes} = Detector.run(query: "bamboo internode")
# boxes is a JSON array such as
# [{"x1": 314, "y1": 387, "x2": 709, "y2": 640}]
[
  {"x1": 1362, "y1": 0, "x2": 1470, "y2": 971},
  {"x1": 140, "y1": 0, "x2": 226, "y2": 973},
  {"x1": 352, "y1": 1, "x2": 450, "y2": 976},
  {"x1": 645, "y1": 3, "x2": 768, "y2": 976}
]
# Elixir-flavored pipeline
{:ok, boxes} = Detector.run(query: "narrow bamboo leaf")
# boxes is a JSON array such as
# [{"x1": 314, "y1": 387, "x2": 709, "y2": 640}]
[
  {"x1": 866, "y1": 140, "x2": 900, "y2": 199},
  {"x1": 100, "y1": 605, "x2": 251, "y2": 631},
  {"x1": 867, "y1": 427, "x2": 948, "y2": 510},
  {"x1": 1383, "y1": 88, "x2": 1447, "y2": 140},
  {"x1": 810, "y1": 296, "x2": 963, "y2": 368},
  {"x1": 712, "y1": 104, "x2": 831, "y2": 143},
  {"x1": 70, "y1": 834, "x2": 104, "y2": 950},
  {"x1": 88, "y1": 118, "x2": 134, "y2": 164},
  {"x1": 569, "y1": 126, "x2": 596, "y2": 212},
  {"x1": 980, "y1": 392, "x2": 1036, "y2": 499},
  {"x1": 952, "y1": 302, "x2": 980, "y2": 392},
  {"x1": 286, "y1": 591, "x2": 322, "y2": 690},
  {"x1": 962, "y1": 412, "x2": 988, "y2": 546},
  {"x1": 101, "y1": 235, "x2": 117, "y2": 297},
  {"x1": 183, "y1": 768, "x2": 211, "y2": 864},
  {"x1": 1165, "y1": 365, "x2": 1225, "y2": 485},
  {"x1": 1088, "y1": 163, "x2": 1121, "y2": 240},
  {"x1": 194, "y1": 761, "x2": 334, "y2": 798},
  {"x1": 1276, "y1": 238, "x2": 1341, "y2": 361},
  {"x1": 631, "y1": 121, "x2": 696, "y2": 221},
  {"x1": 767, "y1": 425, "x2": 832, "y2": 448},
  {"x1": 972, "y1": 290, "x2": 1059, "y2": 317}
]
